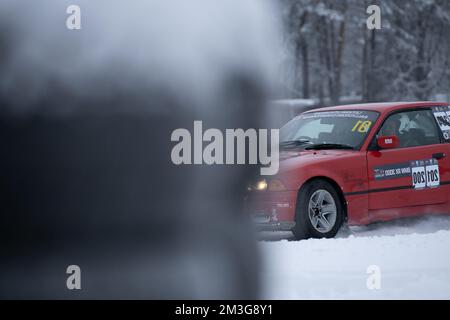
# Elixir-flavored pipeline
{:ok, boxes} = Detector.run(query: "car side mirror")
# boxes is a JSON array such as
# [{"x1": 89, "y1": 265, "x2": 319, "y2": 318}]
[{"x1": 377, "y1": 136, "x2": 399, "y2": 149}]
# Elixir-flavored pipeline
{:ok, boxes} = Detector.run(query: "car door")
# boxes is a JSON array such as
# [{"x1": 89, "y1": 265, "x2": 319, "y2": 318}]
[{"x1": 366, "y1": 108, "x2": 450, "y2": 212}]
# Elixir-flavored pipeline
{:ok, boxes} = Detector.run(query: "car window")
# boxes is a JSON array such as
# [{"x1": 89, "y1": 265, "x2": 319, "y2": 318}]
[
  {"x1": 379, "y1": 109, "x2": 440, "y2": 148},
  {"x1": 291, "y1": 119, "x2": 333, "y2": 140},
  {"x1": 280, "y1": 110, "x2": 379, "y2": 149}
]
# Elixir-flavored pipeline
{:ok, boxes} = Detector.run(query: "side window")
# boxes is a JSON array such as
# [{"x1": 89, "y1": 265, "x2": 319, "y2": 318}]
[{"x1": 379, "y1": 109, "x2": 441, "y2": 148}]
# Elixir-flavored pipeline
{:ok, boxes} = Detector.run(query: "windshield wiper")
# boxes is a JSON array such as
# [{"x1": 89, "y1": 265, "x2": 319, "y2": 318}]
[
  {"x1": 304, "y1": 143, "x2": 354, "y2": 150},
  {"x1": 279, "y1": 140, "x2": 311, "y2": 149}
]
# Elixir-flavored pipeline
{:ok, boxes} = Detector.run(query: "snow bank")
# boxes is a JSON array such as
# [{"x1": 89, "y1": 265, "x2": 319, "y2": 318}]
[{"x1": 260, "y1": 216, "x2": 450, "y2": 299}]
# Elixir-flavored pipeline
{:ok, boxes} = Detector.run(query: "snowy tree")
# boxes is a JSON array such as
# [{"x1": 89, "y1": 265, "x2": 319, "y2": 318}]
[{"x1": 280, "y1": 0, "x2": 450, "y2": 103}]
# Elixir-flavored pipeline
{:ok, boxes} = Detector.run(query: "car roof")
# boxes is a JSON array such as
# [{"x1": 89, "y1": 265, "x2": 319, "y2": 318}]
[{"x1": 306, "y1": 101, "x2": 449, "y2": 114}]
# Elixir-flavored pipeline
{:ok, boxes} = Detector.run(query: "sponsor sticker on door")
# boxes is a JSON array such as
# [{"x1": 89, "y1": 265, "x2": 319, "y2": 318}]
[
  {"x1": 373, "y1": 162, "x2": 411, "y2": 180},
  {"x1": 373, "y1": 159, "x2": 440, "y2": 190},
  {"x1": 411, "y1": 159, "x2": 440, "y2": 189}
]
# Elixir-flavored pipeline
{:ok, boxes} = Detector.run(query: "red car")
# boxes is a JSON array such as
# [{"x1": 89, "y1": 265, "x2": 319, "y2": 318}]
[{"x1": 246, "y1": 102, "x2": 450, "y2": 239}]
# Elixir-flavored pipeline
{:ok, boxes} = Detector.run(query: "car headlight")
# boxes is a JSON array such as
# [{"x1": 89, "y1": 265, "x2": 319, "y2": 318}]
[
  {"x1": 247, "y1": 179, "x2": 267, "y2": 192},
  {"x1": 256, "y1": 179, "x2": 268, "y2": 191},
  {"x1": 247, "y1": 179, "x2": 286, "y2": 192}
]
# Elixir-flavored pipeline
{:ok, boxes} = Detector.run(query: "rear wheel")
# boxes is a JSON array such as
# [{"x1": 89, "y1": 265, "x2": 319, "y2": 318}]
[{"x1": 292, "y1": 179, "x2": 344, "y2": 240}]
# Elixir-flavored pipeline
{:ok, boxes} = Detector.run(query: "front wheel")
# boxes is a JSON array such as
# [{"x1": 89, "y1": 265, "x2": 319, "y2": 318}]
[{"x1": 292, "y1": 179, "x2": 344, "y2": 240}]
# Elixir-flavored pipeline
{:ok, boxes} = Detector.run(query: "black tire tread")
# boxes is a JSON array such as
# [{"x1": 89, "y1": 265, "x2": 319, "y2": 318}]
[{"x1": 292, "y1": 179, "x2": 344, "y2": 240}]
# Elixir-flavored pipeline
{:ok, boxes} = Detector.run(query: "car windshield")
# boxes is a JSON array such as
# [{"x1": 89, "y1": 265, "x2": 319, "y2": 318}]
[{"x1": 280, "y1": 110, "x2": 379, "y2": 150}]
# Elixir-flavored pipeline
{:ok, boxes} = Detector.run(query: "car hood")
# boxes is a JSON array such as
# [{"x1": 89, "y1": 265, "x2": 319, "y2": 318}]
[{"x1": 277, "y1": 149, "x2": 357, "y2": 174}]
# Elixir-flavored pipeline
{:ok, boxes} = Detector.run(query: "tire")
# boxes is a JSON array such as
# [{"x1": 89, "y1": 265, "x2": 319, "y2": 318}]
[{"x1": 292, "y1": 179, "x2": 344, "y2": 240}]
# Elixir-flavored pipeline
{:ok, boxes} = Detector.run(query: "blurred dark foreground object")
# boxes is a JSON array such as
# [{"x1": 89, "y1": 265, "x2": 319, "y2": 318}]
[{"x1": 0, "y1": 0, "x2": 280, "y2": 299}]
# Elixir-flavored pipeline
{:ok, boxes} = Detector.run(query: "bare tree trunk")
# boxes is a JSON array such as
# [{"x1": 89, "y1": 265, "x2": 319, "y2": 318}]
[
  {"x1": 369, "y1": 30, "x2": 376, "y2": 101},
  {"x1": 362, "y1": 28, "x2": 376, "y2": 102},
  {"x1": 301, "y1": 41, "x2": 310, "y2": 99},
  {"x1": 320, "y1": 1, "x2": 347, "y2": 105},
  {"x1": 361, "y1": 27, "x2": 369, "y2": 102},
  {"x1": 334, "y1": 18, "x2": 346, "y2": 104},
  {"x1": 318, "y1": 28, "x2": 326, "y2": 105},
  {"x1": 322, "y1": 20, "x2": 333, "y2": 104}
]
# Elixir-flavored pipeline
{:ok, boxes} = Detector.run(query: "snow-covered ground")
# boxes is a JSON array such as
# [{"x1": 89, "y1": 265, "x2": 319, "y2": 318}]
[{"x1": 259, "y1": 215, "x2": 450, "y2": 299}]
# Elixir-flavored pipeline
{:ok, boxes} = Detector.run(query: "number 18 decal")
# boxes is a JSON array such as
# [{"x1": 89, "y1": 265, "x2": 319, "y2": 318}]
[
  {"x1": 411, "y1": 159, "x2": 440, "y2": 190},
  {"x1": 352, "y1": 120, "x2": 372, "y2": 133}
]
